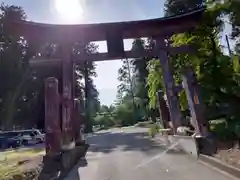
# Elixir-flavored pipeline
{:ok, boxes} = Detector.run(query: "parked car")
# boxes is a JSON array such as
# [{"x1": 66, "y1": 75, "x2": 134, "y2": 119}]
[
  {"x1": 0, "y1": 132, "x2": 22, "y2": 149},
  {"x1": 17, "y1": 129, "x2": 45, "y2": 145},
  {"x1": 31, "y1": 129, "x2": 45, "y2": 143}
]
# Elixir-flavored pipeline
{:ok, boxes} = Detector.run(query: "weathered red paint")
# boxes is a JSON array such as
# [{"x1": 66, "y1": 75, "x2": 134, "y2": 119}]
[{"x1": 45, "y1": 77, "x2": 61, "y2": 154}]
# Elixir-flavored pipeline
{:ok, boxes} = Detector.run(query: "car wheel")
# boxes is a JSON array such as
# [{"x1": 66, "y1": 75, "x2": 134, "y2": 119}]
[
  {"x1": 0, "y1": 143, "x2": 7, "y2": 149},
  {"x1": 22, "y1": 140, "x2": 28, "y2": 146},
  {"x1": 12, "y1": 144, "x2": 17, "y2": 149},
  {"x1": 36, "y1": 139, "x2": 42, "y2": 144}
]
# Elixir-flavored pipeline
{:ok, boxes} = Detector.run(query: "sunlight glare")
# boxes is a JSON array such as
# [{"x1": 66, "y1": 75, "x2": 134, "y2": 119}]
[{"x1": 55, "y1": 0, "x2": 84, "y2": 21}]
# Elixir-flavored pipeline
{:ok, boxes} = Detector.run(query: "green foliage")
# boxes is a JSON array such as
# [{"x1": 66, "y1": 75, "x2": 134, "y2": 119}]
[
  {"x1": 144, "y1": 0, "x2": 240, "y2": 142},
  {"x1": 164, "y1": 0, "x2": 204, "y2": 16},
  {"x1": 147, "y1": 0, "x2": 239, "y2": 113},
  {"x1": 94, "y1": 114, "x2": 115, "y2": 129},
  {"x1": 93, "y1": 103, "x2": 137, "y2": 128},
  {"x1": 209, "y1": 119, "x2": 240, "y2": 140},
  {"x1": 147, "y1": 59, "x2": 164, "y2": 109},
  {"x1": 233, "y1": 55, "x2": 240, "y2": 73},
  {"x1": 0, "y1": 3, "x2": 100, "y2": 130},
  {"x1": 228, "y1": 120, "x2": 240, "y2": 139},
  {"x1": 93, "y1": 105, "x2": 118, "y2": 128},
  {"x1": 0, "y1": 4, "x2": 39, "y2": 129},
  {"x1": 209, "y1": 119, "x2": 230, "y2": 140},
  {"x1": 114, "y1": 102, "x2": 136, "y2": 126},
  {"x1": 148, "y1": 123, "x2": 160, "y2": 138},
  {"x1": 115, "y1": 39, "x2": 159, "y2": 125}
]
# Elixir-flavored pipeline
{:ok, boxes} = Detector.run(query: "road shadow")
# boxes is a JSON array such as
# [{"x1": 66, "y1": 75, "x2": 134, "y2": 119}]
[
  {"x1": 86, "y1": 131, "x2": 178, "y2": 156},
  {"x1": 64, "y1": 157, "x2": 88, "y2": 180},
  {"x1": 64, "y1": 130, "x2": 186, "y2": 179}
]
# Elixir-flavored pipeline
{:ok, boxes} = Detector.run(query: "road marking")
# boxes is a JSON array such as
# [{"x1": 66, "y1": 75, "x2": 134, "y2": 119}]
[{"x1": 133, "y1": 139, "x2": 181, "y2": 170}]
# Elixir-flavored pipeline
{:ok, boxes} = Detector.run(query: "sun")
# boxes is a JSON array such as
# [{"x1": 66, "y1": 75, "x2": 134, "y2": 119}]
[{"x1": 55, "y1": 0, "x2": 84, "y2": 22}]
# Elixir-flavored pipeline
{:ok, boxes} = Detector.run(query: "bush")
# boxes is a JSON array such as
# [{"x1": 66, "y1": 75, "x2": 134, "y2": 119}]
[
  {"x1": 209, "y1": 119, "x2": 236, "y2": 140},
  {"x1": 148, "y1": 123, "x2": 160, "y2": 138},
  {"x1": 228, "y1": 120, "x2": 240, "y2": 139}
]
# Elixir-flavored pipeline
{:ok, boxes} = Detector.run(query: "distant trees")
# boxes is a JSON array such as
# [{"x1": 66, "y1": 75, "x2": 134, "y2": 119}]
[{"x1": 0, "y1": 3, "x2": 100, "y2": 130}]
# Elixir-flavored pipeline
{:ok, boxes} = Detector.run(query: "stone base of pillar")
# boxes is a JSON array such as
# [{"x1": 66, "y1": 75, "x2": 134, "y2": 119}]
[
  {"x1": 76, "y1": 140, "x2": 86, "y2": 146},
  {"x1": 38, "y1": 153, "x2": 62, "y2": 180},
  {"x1": 38, "y1": 143, "x2": 89, "y2": 180},
  {"x1": 163, "y1": 132, "x2": 171, "y2": 146}
]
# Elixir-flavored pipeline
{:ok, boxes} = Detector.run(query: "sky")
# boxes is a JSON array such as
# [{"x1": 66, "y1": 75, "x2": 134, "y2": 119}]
[{"x1": 0, "y1": 0, "x2": 233, "y2": 105}]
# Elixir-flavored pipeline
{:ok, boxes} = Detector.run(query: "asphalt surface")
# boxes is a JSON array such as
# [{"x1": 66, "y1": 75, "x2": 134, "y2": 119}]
[{"x1": 65, "y1": 127, "x2": 237, "y2": 180}]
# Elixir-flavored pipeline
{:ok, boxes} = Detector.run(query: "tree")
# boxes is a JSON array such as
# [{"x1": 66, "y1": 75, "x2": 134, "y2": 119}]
[
  {"x1": 0, "y1": 4, "x2": 36, "y2": 129},
  {"x1": 229, "y1": 0, "x2": 240, "y2": 54},
  {"x1": 131, "y1": 39, "x2": 149, "y2": 117},
  {"x1": 73, "y1": 42, "x2": 100, "y2": 132},
  {"x1": 117, "y1": 59, "x2": 133, "y2": 98},
  {"x1": 116, "y1": 39, "x2": 155, "y2": 122},
  {"x1": 113, "y1": 57, "x2": 136, "y2": 125},
  {"x1": 147, "y1": 0, "x2": 231, "y2": 116},
  {"x1": 0, "y1": 3, "x2": 100, "y2": 131},
  {"x1": 164, "y1": 0, "x2": 204, "y2": 16}
]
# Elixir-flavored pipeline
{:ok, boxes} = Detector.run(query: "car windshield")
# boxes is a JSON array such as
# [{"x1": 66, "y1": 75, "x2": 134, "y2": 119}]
[
  {"x1": 20, "y1": 131, "x2": 33, "y2": 136},
  {"x1": 30, "y1": 130, "x2": 41, "y2": 135}
]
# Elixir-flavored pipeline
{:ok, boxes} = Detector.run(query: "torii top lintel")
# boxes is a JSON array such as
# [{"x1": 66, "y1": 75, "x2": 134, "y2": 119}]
[{"x1": 9, "y1": 8, "x2": 204, "y2": 43}]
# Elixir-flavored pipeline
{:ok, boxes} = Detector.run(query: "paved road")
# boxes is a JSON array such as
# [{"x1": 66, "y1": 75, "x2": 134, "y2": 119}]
[{"x1": 65, "y1": 127, "x2": 237, "y2": 180}]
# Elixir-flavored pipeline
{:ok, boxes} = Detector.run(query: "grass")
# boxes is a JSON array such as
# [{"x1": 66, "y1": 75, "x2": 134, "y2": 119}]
[
  {"x1": 1, "y1": 148, "x2": 45, "y2": 162},
  {"x1": 0, "y1": 148, "x2": 45, "y2": 179},
  {"x1": 0, "y1": 163, "x2": 21, "y2": 180}
]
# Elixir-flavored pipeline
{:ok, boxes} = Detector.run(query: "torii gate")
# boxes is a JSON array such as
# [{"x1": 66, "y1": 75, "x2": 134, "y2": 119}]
[{"x1": 7, "y1": 8, "x2": 207, "y2": 178}]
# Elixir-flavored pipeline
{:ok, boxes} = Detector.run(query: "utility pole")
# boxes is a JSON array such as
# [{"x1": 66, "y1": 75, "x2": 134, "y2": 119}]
[
  {"x1": 0, "y1": 20, "x2": 4, "y2": 52},
  {"x1": 226, "y1": 35, "x2": 232, "y2": 57}
]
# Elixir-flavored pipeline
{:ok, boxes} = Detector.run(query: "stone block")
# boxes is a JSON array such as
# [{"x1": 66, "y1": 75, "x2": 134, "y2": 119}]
[{"x1": 172, "y1": 135, "x2": 199, "y2": 158}]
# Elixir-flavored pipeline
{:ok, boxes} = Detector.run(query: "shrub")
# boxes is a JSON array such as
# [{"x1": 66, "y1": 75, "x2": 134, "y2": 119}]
[
  {"x1": 209, "y1": 119, "x2": 235, "y2": 140},
  {"x1": 148, "y1": 123, "x2": 160, "y2": 137},
  {"x1": 228, "y1": 120, "x2": 240, "y2": 139}
]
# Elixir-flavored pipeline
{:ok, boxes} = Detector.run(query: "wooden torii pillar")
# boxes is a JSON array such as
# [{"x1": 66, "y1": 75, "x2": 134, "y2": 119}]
[
  {"x1": 45, "y1": 77, "x2": 61, "y2": 154},
  {"x1": 156, "y1": 38, "x2": 184, "y2": 133},
  {"x1": 182, "y1": 67, "x2": 208, "y2": 136},
  {"x1": 157, "y1": 90, "x2": 171, "y2": 129},
  {"x1": 60, "y1": 38, "x2": 75, "y2": 148}
]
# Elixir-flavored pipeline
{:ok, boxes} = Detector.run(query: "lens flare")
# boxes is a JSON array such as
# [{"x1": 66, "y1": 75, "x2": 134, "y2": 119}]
[{"x1": 55, "y1": 0, "x2": 83, "y2": 21}]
